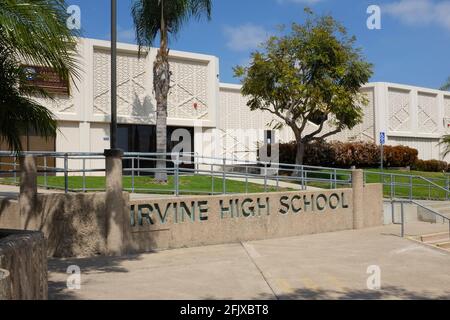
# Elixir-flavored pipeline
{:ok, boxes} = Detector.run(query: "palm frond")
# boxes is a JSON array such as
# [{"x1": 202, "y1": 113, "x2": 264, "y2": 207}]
[
  {"x1": 0, "y1": 0, "x2": 80, "y2": 82},
  {"x1": 0, "y1": 45, "x2": 56, "y2": 152},
  {"x1": 132, "y1": 0, "x2": 212, "y2": 53},
  {"x1": 440, "y1": 135, "x2": 450, "y2": 158},
  {"x1": 440, "y1": 77, "x2": 450, "y2": 91}
]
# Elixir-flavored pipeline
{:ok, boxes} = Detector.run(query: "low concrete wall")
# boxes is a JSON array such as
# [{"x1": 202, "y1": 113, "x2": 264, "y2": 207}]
[
  {"x1": 0, "y1": 156, "x2": 384, "y2": 257},
  {"x1": 0, "y1": 193, "x2": 111, "y2": 257},
  {"x1": 383, "y1": 202, "x2": 419, "y2": 225},
  {"x1": 0, "y1": 199, "x2": 20, "y2": 229},
  {"x1": 0, "y1": 230, "x2": 47, "y2": 300},
  {"x1": 34, "y1": 193, "x2": 109, "y2": 257},
  {"x1": 0, "y1": 185, "x2": 383, "y2": 257},
  {"x1": 363, "y1": 184, "x2": 384, "y2": 228},
  {"x1": 127, "y1": 186, "x2": 383, "y2": 252}
]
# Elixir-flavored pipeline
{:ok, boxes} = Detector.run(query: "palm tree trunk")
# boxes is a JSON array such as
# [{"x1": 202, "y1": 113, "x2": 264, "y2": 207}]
[{"x1": 154, "y1": 8, "x2": 170, "y2": 183}]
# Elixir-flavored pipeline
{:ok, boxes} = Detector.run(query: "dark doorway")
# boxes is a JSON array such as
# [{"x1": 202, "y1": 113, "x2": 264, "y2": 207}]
[{"x1": 118, "y1": 124, "x2": 195, "y2": 175}]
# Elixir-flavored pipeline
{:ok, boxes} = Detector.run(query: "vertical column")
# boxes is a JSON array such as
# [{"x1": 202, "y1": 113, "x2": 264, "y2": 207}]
[
  {"x1": 104, "y1": 149, "x2": 126, "y2": 255},
  {"x1": 410, "y1": 89, "x2": 418, "y2": 134},
  {"x1": 374, "y1": 83, "x2": 389, "y2": 145},
  {"x1": 352, "y1": 169, "x2": 365, "y2": 230},
  {"x1": 19, "y1": 156, "x2": 37, "y2": 229}
]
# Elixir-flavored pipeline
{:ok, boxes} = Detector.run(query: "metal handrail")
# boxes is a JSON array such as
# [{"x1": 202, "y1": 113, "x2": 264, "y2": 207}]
[
  {"x1": 0, "y1": 151, "x2": 448, "y2": 197},
  {"x1": 386, "y1": 198, "x2": 450, "y2": 238}
]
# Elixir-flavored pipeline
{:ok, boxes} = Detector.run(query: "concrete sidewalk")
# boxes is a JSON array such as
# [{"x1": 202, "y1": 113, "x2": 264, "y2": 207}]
[{"x1": 48, "y1": 222, "x2": 450, "y2": 300}]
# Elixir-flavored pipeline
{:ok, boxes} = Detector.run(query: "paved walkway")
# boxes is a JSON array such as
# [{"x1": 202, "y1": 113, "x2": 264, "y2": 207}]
[{"x1": 48, "y1": 222, "x2": 450, "y2": 300}]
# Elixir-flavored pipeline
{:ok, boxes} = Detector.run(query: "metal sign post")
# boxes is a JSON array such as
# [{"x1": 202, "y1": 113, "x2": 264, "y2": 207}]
[
  {"x1": 110, "y1": 0, "x2": 117, "y2": 150},
  {"x1": 380, "y1": 132, "x2": 385, "y2": 171}
]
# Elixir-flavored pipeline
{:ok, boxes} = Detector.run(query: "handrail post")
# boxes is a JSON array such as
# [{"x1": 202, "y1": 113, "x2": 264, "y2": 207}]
[
  {"x1": 13, "y1": 159, "x2": 17, "y2": 184},
  {"x1": 409, "y1": 175, "x2": 413, "y2": 201},
  {"x1": 131, "y1": 156, "x2": 135, "y2": 194},
  {"x1": 64, "y1": 153, "x2": 69, "y2": 194},
  {"x1": 334, "y1": 169, "x2": 337, "y2": 189},
  {"x1": 264, "y1": 163, "x2": 268, "y2": 193},
  {"x1": 446, "y1": 175, "x2": 449, "y2": 200},
  {"x1": 391, "y1": 200, "x2": 395, "y2": 224},
  {"x1": 211, "y1": 163, "x2": 214, "y2": 195},
  {"x1": 137, "y1": 155, "x2": 140, "y2": 177},
  {"x1": 302, "y1": 166, "x2": 306, "y2": 190},
  {"x1": 82, "y1": 158, "x2": 86, "y2": 193},
  {"x1": 174, "y1": 154, "x2": 179, "y2": 197},
  {"x1": 401, "y1": 201, "x2": 405, "y2": 238},
  {"x1": 44, "y1": 156, "x2": 48, "y2": 189},
  {"x1": 245, "y1": 166, "x2": 249, "y2": 194},
  {"x1": 390, "y1": 174, "x2": 394, "y2": 200},
  {"x1": 222, "y1": 158, "x2": 226, "y2": 195}
]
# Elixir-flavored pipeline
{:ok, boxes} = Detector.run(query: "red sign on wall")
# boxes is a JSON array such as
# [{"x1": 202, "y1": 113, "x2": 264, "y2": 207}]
[{"x1": 22, "y1": 65, "x2": 70, "y2": 95}]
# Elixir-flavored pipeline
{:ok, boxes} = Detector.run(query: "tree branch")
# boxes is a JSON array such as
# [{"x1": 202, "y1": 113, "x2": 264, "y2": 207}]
[
  {"x1": 302, "y1": 120, "x2": 325, "y2": 142},
  {"x1": 313, "y1": 128, "x2": 342, "y2": 141}
]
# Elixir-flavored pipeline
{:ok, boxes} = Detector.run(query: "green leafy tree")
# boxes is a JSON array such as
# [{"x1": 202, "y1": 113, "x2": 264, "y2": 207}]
[
  {"x1": 440, "y1": 77, "x2": 450, "y2": 91},
  {"x1": 234, "y1": 10, "x2": 373, "y2": 165},
  {"x1": 132, "y1": 0, "x2": 212, "y2": 182},
  {"x1": 0, "y1": 0, "x2": 79, "y2": 151}
]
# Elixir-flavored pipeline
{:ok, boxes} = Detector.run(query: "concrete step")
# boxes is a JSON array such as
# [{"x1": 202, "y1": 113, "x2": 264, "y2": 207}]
[
  {"x1": 425, "y1": 203, "x2": 450, "y2": 210},
  {"x1": 421, "y1": 232, "x2": 450, "y2": 243},
  {"x1": 437, "y1": 242, "x2": 450, "y2": 249},
  {"x1": 426, "y1": 205, "x2": 450, "y2": 212}
]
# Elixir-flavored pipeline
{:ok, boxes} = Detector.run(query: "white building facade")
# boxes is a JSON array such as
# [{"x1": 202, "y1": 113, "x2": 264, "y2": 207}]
[{"x1": 32, "y1": 38, "x2": 450, "y2": 168}]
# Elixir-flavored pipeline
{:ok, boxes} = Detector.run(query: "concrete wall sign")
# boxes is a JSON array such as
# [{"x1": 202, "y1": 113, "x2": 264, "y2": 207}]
[{"x1": 130, "y1": 192, "x2": 351, "y2": 228}]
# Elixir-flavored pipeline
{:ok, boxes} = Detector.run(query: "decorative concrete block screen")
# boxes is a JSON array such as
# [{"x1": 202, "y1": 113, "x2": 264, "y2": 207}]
[
  {"x1": 389, "y1": 88, "x2": 411, "y2": 132},
  {"x1": 168, "y1": 57, "x2": 209, "y2": 120}
]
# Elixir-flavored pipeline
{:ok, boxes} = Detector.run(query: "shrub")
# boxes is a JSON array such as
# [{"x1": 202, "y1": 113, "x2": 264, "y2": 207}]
[
  {"x1": 304, "y1": 140, "x2": 335, "y2": 167},
  {"x1": 276, "y1": 140, "x2": 380, "y2": 168},
  {"x1": 330, "y1": 141, "x2": 380, "y2": 168},
  {"x1": 278, "y1": 141, "x2": 297, "y2": 165},
  {"x1": 274, "y1": 140, "x2": 422, "y2": 169},
  {"x1": 413, "y1": 159, "x2": 449, "y2": 172},
  {"x1": 383, "y1": 145, "x2": 418, "y2": 168}
]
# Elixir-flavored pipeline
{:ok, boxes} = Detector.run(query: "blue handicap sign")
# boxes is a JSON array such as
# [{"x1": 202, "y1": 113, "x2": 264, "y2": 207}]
[{"x1": 380, "y1": 132, "x2": 386, "y2": 145}]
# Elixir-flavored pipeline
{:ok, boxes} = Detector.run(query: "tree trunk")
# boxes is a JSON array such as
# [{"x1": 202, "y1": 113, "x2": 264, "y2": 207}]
[
  {"x1": 292, "y1": 140, "x2": 305, "y2": 179},
  {"x1": 153, "y1": 48, "x2": 170, "y2": 183},
  {"x1": 153, "y1": 6, "x2": 170, "y2": 183},
  {"x1": 295, "y1": 141, "x2": 305, "y2": 166}
]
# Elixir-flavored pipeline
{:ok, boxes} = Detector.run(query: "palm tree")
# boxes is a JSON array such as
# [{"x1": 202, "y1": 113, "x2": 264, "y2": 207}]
[
  {"x1": 0, "y1": 0, "x2": 79, "y2": 152},
  {"x1": 132, "y1": 0, "x2": 212, "y2": 182},
  {"x1": 440, "y1": 77, "x2": 450, "y2": 91},
  {"x1": 0, "y1": 46, "x2": 57, "y2": 152},
  {"x1": 441, "y1": 135, "x2": 450, "y2": 159}
]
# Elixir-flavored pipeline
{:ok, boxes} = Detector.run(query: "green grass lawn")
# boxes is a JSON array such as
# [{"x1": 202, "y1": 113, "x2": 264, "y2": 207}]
[
  {"x1": 0, "y1": 168, "x2": 447, "y2": 199},
  {"x1": 363, "y1": 169, "x2": 449, "y2": 200},
  {"x1": 279, "y1": 167, "x2": 449, "y2": 200},
  {"x1": 0, "y1": 175, "x2": 290, "y2": 195}
]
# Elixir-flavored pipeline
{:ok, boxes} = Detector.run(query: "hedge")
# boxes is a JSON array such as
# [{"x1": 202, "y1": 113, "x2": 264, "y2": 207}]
[
  {"x1": 413, "y1": 159, "x2": 449, "y2": 173},
  {"x1": 272, "y1": 140, "x2": 423, "y2": 169}
]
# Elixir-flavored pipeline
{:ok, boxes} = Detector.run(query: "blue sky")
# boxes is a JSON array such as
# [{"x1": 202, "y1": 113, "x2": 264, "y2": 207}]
[{"x1": 66, "y1": 0, "x2": 450, "y2": 89}]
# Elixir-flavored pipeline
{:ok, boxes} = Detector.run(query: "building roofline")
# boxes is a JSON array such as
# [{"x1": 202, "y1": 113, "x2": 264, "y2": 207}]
[{"x1": 79, "y1": 36, "x2": 218, "y2": 62}]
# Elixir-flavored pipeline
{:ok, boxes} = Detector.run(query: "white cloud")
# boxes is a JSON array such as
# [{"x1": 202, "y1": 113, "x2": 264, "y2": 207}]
[
  {"x1": 223, "y1": 24, "x2": 269, "y2": 52},
  {"x1": 383, "y1": 0, "x2": 450, "y2": 30}
]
